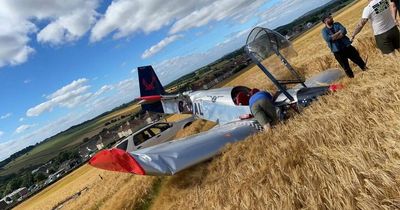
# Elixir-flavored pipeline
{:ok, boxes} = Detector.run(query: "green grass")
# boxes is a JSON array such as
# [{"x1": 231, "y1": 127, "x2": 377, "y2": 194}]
[
  {"x1": 0, "y1": 104, "x2": 141, "y2": 176},
  {"x1": 135, "y1": 177, "x2": 163, "y2": 210}
]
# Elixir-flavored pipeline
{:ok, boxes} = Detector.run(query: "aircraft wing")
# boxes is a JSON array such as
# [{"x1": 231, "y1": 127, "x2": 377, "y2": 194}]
[
  {"x1": 89, "y1": 120, "x2": 261, "y2": 176},
  {"x1": 295, "y1": 68, "x2": 344, "y2": 88}
]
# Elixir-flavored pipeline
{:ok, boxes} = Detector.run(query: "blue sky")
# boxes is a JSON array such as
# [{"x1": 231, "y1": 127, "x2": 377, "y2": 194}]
[{"x1": 0, "y1": 0, "x2": 332, "y2": 161}]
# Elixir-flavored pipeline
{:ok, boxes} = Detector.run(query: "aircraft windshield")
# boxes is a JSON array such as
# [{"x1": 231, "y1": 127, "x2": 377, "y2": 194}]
[
  {"x1": 116, "y1": 140, "x2": 128, "y2": 151},
  {"x1": 245, "y1": 27, "x2": 305, "y2": 93},
  {"x1": 134, "y1": 130, "x2": 153, "y2": 146}
]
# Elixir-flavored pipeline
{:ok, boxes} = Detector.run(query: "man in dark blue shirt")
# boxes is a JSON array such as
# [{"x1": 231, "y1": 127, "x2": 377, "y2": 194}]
[{"x1": 321, "y1": 13, "x2": 367, "y2": 78}]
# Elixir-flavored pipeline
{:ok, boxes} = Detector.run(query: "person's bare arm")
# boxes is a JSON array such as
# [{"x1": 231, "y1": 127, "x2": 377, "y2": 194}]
[
  {"x1": 331, "y1": 31, "x2": 344, "y2": 41},
  {"x1": 351, "y1": 18, "x2": 368, "y2": 41},
  {"x1": 390, "y1": 1, "x2": 399, "y2": 25}
]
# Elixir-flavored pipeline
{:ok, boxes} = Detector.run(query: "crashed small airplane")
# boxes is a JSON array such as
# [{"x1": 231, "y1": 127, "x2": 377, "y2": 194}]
[
  {"x1": 89, "y1": 27, "x2": 344, "y2": 176},
  {"x1": 114, "y1": 116, "x2": 195, "y2": 152}
]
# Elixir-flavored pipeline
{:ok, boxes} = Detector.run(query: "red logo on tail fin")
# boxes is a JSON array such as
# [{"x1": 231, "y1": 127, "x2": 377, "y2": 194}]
[{"x1": 142, "y1": 75, "x2": 157, "y2": 91}]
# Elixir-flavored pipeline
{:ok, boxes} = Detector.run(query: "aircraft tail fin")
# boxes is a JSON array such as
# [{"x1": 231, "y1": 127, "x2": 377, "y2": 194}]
[{"x1": 138, "y1": 66, "x2": 165, "y2": 113}]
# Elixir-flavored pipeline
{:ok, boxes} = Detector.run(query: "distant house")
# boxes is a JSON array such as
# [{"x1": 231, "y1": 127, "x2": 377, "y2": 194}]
[
  {"x1": 79, "y1": 136, "x2": 99, "y2": 158},
  {"x1": 45, "y1": 171, "x2": 61, "y2": 185},
  {"x1": 99, "y1": 129, "x2": 115, "y2": 140},
  {"x1": 118, "y1": 122, "x2": 133, "y2": 138},
  {"x1": 117, "y1": 119, "x2": 149, "y2": 138},
  {"x1": 58, "y1": 160, "x2": 73, "y2": 172},
  {"x1": 45, "y1": 164, "x2": 73, "y2": 185},
  {"x1": 31, "y1": 165, "x2": 48, "y2": 175},
  {"x1": 1, "y1": 187, "x2": 28, "y2": 204},
  {"x1": 145, "y1": 114, "x2": 161, "y2": 124},
  {"x1": 96, "y1": 141, "x2": 104, "y2": 150},
  {"x1": 0, "y1": 199, "x2": 7, "y2": 209}
]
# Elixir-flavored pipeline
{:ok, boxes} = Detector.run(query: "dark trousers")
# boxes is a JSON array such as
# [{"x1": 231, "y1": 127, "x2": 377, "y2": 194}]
[
  {"x1": 333, "y1": 45, "x2": 366, "y2": 78},
  {"x1": 250, "y1": 99, "x2": 278, "y2": 126}
]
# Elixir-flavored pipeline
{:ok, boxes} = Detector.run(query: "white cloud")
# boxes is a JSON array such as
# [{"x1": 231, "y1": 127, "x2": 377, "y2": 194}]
[
  {"x1": 90, "y1": 0, "x2": 265, "y2": 42},
  {"x1": 0, "y1": 131, "x2": 4, "y2": 138},
  {"x1": 142, "y1": 34, "x2": 184, "y2": 59},
  {"x1": 25, "y1": 76, "x2": 137, "y2": 119},
  {"x1": 0, "y1": 76, "x2": 142, "y2": 161},
  {"x1": 15, "y1": 124, "x2": 35, "y2": 134},
  {"x1": 19, "y1": 117, "x2": 24, "y2": 122},
  {"x1": 94, "y1": 85, "x2": 114, "y2": 96},
  {"x1": 257, "y1": 0, "x2": 331, "y2": 29},
  {"x1": 48, "y1": 78, "x2": 88, "y2": 99},
  {"x1": 0, "y1": 0, "x2": 337, "y2": 161},
  {"x1": 27, "y1": 78, "x2": 91, "y2": 117},
  {"x1": 0, "y1": 0, "x2": 99, "y2": 67},
  {"x1": 0, "y1": 0, "x2": 332, "y2": 68},
  {"x1": 116, "y1": 78, "x2": 137, "y2": 94},
  {"x1": 169, "y1": 0, "x2": 263, "y2": 34},
  {"x1": 0, "y1": 16, "x2": 36, "y2": 67},
  {"x1": 90, "y1": 0, "x2": 210, "y2": 42},
  {"x1": 37, "y1": 2, "x2": 99, "y2": 45},
  {"x1": 23, "y1": 79, "x2": 31, "y2": 84},
  {"x1": 153, "y1": 0, "x2": 333, "y2": 84},
  {"x1": 89, "y1": 0, "x2": 332, "y2": 42},
  {"x1": 0, "y1": 113, "x2": 12, "y2": 119},
  {"x1": 0, "y1": 113, "x2": 88, "y2": 160},
  {"x1": 154, "y1": 29, "x2": 247, "y2": 84}
]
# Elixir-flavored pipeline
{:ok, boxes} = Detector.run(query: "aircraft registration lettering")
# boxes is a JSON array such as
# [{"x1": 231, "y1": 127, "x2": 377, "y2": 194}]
[
  {"x1": 193, "y1": 102, "x2": 204, "y2": 116},
  {"x1": 207, "y1": 95, "x2": 223, "y2": 103}
]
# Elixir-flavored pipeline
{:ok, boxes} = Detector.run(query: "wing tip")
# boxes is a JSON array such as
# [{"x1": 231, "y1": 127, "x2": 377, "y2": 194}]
[{"x1": 89, "y1": 148, "x2": 145, "y2": 175}]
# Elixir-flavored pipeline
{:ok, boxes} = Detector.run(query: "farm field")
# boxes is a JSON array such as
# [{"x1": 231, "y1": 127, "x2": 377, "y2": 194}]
[
  {"x1": 1, "y1": 103, "x2": 140, "y2": 176},
  {"x1": 18, "y1": 0, "x2": 400, "y2": 209},
  {"x1": 15, "y1": 164, "x2": 156, "y2": 210},
  {"x1": 17, "y1": 116, "x2": 209, "y2": 210},
  {"x1": 149, "y1": 0, "x2": 400, "y2": 209}
]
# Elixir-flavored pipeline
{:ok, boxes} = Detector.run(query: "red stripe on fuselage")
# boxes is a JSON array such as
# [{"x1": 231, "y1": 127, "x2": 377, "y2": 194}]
[{"x1": 138, "y1": 95, "x2": 162, "y2": 101}]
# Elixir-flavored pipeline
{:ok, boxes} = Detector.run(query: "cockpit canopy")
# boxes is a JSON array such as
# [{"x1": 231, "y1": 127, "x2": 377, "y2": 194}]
[
  {"x1": 245, "y1": 27, "x2": 306, "y2": 101},
  {"x1": 245, "y1": 27, "x2": 295, "y2": 62}
]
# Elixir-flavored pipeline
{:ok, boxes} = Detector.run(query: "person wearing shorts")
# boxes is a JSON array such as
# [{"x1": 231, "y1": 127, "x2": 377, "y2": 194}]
[
  {"x1": 352, "y1": 0, "x2": 400, "y2": 56},
  {"x1": 249, "y1": 90, "x2": 277, "y2": 132}
]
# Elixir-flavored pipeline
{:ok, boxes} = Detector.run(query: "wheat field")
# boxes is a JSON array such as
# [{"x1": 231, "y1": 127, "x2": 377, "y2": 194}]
[
  {"x1": 17, "y1": 0, "x2": 400, "y2": 209},
  {"x1": 15, "y1": 164, "x2": 157, "y2": 210},
  {"x1": 16, "y1": 113, "x2": 207, "y2": 210},
  {"x1": 149, "y1": 0, "x2": 400, "y2": 209}
]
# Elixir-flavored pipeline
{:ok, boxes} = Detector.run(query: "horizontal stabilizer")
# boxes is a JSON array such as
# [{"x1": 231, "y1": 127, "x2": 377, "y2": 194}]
[{"x1": 138, "y1": 95, "x2": 162, "y2": 105}]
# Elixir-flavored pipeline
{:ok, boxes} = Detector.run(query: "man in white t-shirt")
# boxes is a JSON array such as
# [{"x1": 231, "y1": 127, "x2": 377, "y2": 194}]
[{"x1": 351, "y1": 0, "x2": 400, "y2": 55}]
